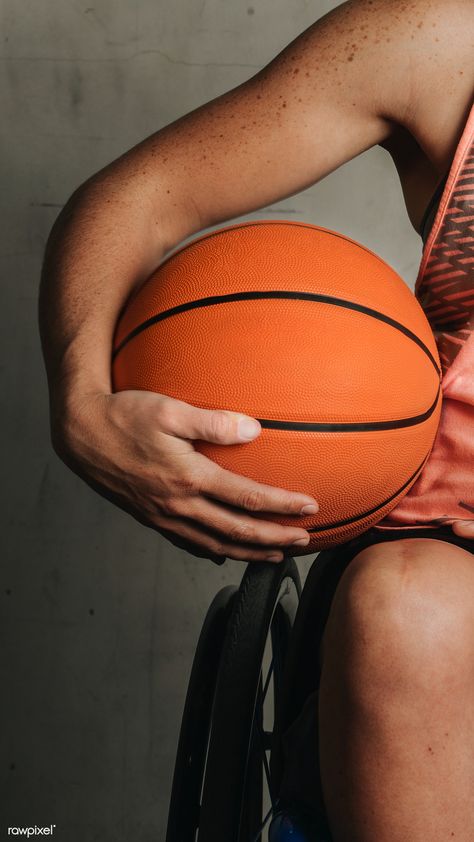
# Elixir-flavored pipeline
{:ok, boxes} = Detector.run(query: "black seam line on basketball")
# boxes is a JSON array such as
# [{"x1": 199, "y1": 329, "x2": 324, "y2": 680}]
[
  {"x1": 112, "y1": 291, "x2": 441, "y2": 376},
  {"x1": 256, "y1": 383, "x2": 440, "y2": 432},
  {"x1": 307, "y1": 450, "x2": 430, "y2": 533}
]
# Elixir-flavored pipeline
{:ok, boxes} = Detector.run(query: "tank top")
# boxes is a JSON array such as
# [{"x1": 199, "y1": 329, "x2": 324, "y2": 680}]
[{"x1": 374, "y1": 97, "x2": 474, "y2": 531}]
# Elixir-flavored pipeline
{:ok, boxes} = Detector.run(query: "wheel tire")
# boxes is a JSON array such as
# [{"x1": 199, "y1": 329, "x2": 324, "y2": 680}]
[
  {"x1": 197, "y1": 556, "x2": 301, "y2": 842},
  {"x1": 166, "y1": 584, "x2": 238, "y2": 842}
]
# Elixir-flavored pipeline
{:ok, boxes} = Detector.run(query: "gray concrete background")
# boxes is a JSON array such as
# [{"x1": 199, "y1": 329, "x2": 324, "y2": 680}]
[{"x1": 1, "y1": 1, "x2": 422, "y2": 839}]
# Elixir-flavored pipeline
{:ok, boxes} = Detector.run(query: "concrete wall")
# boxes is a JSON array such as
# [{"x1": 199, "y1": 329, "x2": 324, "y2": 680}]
[{"x1": 1, "y1": 1, "x2": 421, "y2": 839}]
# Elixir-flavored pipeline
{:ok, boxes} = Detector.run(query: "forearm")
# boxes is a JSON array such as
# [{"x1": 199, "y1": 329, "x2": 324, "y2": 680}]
[{"x1": 38, "y1": 176, "x2": 170, "y2": 424}]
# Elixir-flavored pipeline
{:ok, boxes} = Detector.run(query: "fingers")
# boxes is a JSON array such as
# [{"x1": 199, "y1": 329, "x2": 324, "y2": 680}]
[
  {"x1": 451, "y1": 520, "x2": 474, "y2": 538},
  {"x1": 197, "y1": 458, "x2": 318, "y2": 517},
  {"x1": 152, "y1": 396, "x2": 319, "y2": 515},
  {"x1": 72, "y1": 391, "x2": 319, "y2": 565},
  {"x1": 155, "y1": 396, "x2": 263, "y2": 444},
  {"x1": 154, "y1": 514, "x2": 287, "y2": 563},
  {"x1": 176, "y1": 495, "x2": 310, "y2": 549}
]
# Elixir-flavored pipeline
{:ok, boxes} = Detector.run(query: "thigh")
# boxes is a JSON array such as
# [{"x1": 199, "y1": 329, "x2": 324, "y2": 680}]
[
  {"x1": 278, "y1": 531, "x2": 474, "y2": 818},
  {"x1": 319, "y1": 529, "x2": 474, "y2": 670}
]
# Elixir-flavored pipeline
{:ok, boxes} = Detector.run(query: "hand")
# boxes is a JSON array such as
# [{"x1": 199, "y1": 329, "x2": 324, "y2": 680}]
[{"x1": 51, "y1": 390, "x2": 319, "y2": 564}]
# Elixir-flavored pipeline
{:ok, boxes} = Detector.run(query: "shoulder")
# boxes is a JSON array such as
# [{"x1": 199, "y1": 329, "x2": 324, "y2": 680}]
[
  {"x1": 284, "y1": 0, "x2": 473, "y2": 126},
  {"x1": 278, "y1": 0, "x2": 474, "y2": 181},
  {"x1": 82, "y1": 0, "x2": 472, "y2": 240}
]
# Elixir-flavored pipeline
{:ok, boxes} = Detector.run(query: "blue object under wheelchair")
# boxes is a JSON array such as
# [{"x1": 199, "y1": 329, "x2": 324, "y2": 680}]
[{"x1": 268, "y1": 804, "x2": 331, "y2": 841}]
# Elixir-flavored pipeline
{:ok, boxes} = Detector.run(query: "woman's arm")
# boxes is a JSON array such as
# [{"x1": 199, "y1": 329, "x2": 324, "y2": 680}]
[
  {"x1": 40, "y1": 0, "x2": 403, "y2": 413},
  {"x1": 39, "y1": 0, "x2": 412, "y2": 562}
]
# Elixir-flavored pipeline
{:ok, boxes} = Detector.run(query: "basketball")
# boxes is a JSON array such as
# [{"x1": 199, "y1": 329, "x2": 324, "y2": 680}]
[{"x1": 111, "y1": 220, "x2": 442, "y2": 552}]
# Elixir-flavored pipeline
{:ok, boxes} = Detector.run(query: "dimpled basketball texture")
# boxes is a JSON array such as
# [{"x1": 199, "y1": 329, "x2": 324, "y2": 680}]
[{"x1": 112, "y1": 220, "x2": 442, "y2": 552}]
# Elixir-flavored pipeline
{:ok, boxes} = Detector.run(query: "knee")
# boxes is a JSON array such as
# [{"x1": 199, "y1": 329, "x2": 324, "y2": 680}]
[{"x1": 323, "y1": 538, "x2": 474, "y2": 685}]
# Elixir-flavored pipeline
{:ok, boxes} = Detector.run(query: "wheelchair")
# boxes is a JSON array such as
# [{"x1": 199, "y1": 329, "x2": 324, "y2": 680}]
[{"x1": 165, "y1": 541, "x2": 359, "y2": 842}]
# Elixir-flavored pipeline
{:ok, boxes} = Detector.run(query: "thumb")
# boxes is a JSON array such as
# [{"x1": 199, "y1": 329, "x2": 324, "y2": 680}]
[
  {"x1": 161, "y1": 397, "x2": 262, "y2": 444},
  {"x1": 451, "y1": 519, "x2": 474, "y2": 538}
]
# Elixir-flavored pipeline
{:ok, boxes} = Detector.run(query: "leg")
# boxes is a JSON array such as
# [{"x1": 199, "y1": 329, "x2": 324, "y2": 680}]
[{"x1": 318, "y1": 537, "x2": 474, "y2": 842}]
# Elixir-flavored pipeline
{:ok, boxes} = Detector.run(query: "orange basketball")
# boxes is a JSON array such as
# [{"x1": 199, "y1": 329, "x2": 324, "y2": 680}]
[{"x1": 112, "y1": 220, "x2": 442, "y2": 552}]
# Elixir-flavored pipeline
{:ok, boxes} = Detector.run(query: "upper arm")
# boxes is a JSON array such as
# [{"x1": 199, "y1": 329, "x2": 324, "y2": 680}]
[{"x1": 84, "y1": 0, "x2": 415, "y2": 247}]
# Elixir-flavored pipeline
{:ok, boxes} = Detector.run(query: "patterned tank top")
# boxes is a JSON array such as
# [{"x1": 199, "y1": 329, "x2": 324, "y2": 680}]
[{"x1": 375, "y1": 97, "x2": 474, "y2": 531}]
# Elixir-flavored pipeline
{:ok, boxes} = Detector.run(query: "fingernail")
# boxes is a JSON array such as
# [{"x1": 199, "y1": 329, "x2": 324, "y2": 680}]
[
  {"x1": 300, "y1": 504, "x2": 318, "y2": 515},
  {"x1": 238, "y1": 418, "x2": 261, "y2": 441},
  {"x1": 292, "y1": 537, "x2": 310, "y2": 546},
  {"x1": 266, "y1": 553, "x2": 283, "y2": 562}
]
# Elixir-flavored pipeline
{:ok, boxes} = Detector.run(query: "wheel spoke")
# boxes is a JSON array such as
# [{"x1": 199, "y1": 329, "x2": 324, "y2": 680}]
[
  {"x1": 262, "y1": 729, "x2": 273, "y2": 751},
  {"x1": 262, "y1": 742, "x2": 275, "y2": 804},
  {"x1": 262, "y1": 656, "x2": 274, "y2": 704},
  {"x1": 250, "y1": 802, "x2": 275, "y2": 842},
  {"x1": 255, "y1": 710, "x2": 276, "y2": 810}
]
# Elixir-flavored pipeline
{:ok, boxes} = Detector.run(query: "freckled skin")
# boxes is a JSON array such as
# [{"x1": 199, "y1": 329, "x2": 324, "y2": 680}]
[{"x1": 100, "y1": 0, "x2": 473, "y2": 254}]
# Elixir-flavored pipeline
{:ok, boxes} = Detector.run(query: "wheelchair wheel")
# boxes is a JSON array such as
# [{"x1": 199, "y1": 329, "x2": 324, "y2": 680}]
[
  {"x1": 267, "y1": 543, "x2": 361, "y2": 842},
  {"x1": 166, "y1": 584, "x2": 238, "y2": 842},
  {"x1": 166, "y1": 556, "x2": 301, "y2": 842},
  {"x1": 270, "y1": 543, "x2": 360, "y2": 792}
]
